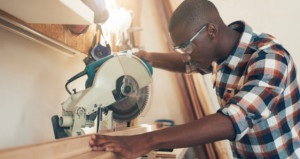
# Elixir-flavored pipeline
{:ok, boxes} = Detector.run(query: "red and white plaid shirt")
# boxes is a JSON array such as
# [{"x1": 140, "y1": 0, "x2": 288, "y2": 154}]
[{"x1": 216, "y1": 21, "x2": 300, "y2": 158}]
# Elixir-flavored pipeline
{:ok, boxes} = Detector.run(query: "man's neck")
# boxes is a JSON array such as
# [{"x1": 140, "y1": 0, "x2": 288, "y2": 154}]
[{"x1": 216, "y1": 25, "x2": 242, "y2": 63}]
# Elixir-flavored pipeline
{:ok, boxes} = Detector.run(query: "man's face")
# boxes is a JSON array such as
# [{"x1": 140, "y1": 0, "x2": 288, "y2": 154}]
[{"x1": 170, "y1": 23, "x2": 216, "y2": 74}]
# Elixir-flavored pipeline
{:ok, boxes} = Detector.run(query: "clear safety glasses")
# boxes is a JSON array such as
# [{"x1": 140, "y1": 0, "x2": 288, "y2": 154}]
[{"x1": 173, "y1": 24, "x2": 208, "y2": 54}]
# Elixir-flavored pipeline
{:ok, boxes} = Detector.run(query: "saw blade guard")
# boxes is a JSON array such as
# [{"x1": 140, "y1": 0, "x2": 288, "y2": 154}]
[
  {"x1": 106, "y1": 53, "x2": 153, "y2": 121},
  {"x1": 84, "y1": 52, "x2": 153, "y2": 89},
  {"x1": 83, "y1": 52, "x2": 153, "y2": 120}
]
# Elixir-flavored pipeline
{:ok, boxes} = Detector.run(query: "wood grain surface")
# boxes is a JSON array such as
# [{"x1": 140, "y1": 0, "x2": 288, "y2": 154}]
[{"x1": 0, "y1": 125, "x2": 158, "y2": 159}]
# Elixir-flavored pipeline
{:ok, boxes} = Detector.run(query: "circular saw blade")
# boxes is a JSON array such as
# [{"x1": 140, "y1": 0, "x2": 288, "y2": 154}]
[{"x1": 110, "y1": 75, "x2": 150, "y2": 122}]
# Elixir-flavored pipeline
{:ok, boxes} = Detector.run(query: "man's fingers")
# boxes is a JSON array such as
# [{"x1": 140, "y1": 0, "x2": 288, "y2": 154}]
[
  {"x1": 91, "y1": 143, "x2": 122, "y2": 153},
  {"x1": 134, "y1": 50, "x2": 152, "y2": 64},
  {"x1": 103, "y1": 143, "x2": 122, "y2": 153},
  {"x1": 91, "y1": 146, "x2": 105, "y2": 151},
  {"x1": 90, "y1": 135, "x2": 116, "y2": 146},
  {"x1": 89, "y1": 135, "x2": 140, "y2": 159},
  {"x1": 135, "y1": 50, "x2": 146, "y2": 58},
  {"x1": 89, "y1": 140, "x2": 95, "y2": 146}
]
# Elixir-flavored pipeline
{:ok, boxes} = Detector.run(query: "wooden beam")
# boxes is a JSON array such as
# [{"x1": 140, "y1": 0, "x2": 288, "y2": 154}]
[
  {"x1": 0, "y1": 125, "x2": 158, "y2": 159},
  {"x1": 67, "y1": 151, "x2": 120, "y2": 159},
  {"x1": 192, "y1": 74, "x2": 216, "y2": 116},
  {"x1": 0, "y1": 135, "x2": 93, "y2": 159},
  {"x1": 192, "y1": 74, "x2": 232, "y2": 158}
]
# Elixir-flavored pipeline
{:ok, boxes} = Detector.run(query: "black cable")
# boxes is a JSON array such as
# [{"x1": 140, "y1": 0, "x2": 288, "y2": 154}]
[{"x1": 65, "y1": 70, "x2": 87, "y2": 95}]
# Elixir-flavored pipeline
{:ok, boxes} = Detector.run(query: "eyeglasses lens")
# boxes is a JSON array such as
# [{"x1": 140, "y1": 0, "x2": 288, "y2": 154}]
[{"x1": 175, "y1": 43, "x2": 195, "y2": 54}]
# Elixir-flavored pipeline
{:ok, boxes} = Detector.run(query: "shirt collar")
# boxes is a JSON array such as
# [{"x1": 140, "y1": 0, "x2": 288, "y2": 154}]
[{"x1": 219, "y1": 21, "x2": 253, "y2": 71}]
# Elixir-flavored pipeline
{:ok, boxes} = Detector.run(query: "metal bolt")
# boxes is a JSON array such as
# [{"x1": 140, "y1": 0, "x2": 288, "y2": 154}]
[{"x1": 77, "y1": 108, "x2": 85, "y2": 116}]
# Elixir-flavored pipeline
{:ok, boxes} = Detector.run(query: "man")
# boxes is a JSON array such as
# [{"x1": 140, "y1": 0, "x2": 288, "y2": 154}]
[{"x1": 90, "y1": 0, "x2": 300, "y2": 158}]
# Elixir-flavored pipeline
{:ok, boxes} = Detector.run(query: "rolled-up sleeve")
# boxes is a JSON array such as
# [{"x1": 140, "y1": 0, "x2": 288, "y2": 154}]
[{"x1": 217, "y1": 51, "x2": 288, "y2": 141}]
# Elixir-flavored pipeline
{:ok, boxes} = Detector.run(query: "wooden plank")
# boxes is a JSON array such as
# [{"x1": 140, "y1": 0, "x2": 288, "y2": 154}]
[
  {"x1": 0, "y1": 125, "x2": 158, "y2": 159},
  {"x1": 0, "y1": 125, "x2": 188, "y2": 159},
  {"x1": 192, "y1": 74, "x2": 232, "y2": 159},
  {"x1": 0, "y1": 135, "x2": 92, "y2": 159},
  {"x1": 67, "y1": 151, "x2": 121, "y2": 159},
  {"x1": 191, "y1": 74, "x2": 216, "y2": 116},
  {"x1": 183, "y1": 74, "x2": 217, "y2": 159}
]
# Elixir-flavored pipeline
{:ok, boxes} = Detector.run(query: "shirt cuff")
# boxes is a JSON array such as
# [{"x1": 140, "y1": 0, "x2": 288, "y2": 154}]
[{"x1": 217, "y1": 104, "x2": 251, "y2": 141}]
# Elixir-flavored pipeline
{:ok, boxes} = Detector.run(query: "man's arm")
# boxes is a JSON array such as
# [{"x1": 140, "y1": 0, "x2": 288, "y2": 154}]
[
  {"x1": 135, "y1": 50, "x2": 186, "y2": 72},
  {"x1": 89, "y1": 113, "x2": 235, "y2": 159},
  {"x1": 148, "y1": 113, "x2": 235, "y2": 149}
]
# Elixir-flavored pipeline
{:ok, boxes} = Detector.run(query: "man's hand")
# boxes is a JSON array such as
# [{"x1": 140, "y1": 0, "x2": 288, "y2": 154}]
[
  {"x1": 134, "y1": 50, "x2": 153, "y2": 65},
  {"x1": 89, "y1": 134, "x2": 151, "y2": 159},
  {"x1": 89, "y1": 114, "x2": 234, "y2": 159}
]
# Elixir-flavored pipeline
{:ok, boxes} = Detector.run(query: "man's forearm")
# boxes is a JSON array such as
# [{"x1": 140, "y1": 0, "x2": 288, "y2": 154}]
[
  {"x1": 89, "y1": 111, "x2": 235, "y2": 159},
  {"x1": 150, "y1": 52, "x2": 186, "y2": 72},
  {"x1": 145, "y1": 113, "x2": 235, "y2": 149}
]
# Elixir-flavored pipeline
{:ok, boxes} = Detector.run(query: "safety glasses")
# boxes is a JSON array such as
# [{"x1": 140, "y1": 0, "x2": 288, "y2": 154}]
[{"x1": 173, "y1": 24, "x2": 208, "y2": 54}]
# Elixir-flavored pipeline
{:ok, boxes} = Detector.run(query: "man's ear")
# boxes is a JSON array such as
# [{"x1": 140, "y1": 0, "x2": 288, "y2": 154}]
[{"x1": 207, "y1": 23, "x2": 217, "y2": 40}]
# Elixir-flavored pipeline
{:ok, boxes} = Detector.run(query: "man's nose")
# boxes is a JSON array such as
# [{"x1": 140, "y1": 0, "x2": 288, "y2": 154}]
[{"x1": 181, "y1": 54, "x2": 191, "y2": 62}]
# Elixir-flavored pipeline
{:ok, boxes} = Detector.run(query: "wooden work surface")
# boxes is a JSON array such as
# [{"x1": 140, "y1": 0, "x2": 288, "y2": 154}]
[
  {"x1": 0, "y1": 126, "x2": 154, "y2": 159},
  {"x1": 0, "y1": 125, "x2": 186, "y2": 159}
]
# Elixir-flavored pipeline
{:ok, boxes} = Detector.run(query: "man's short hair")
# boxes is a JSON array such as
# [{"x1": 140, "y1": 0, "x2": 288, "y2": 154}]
[{"x1": 169, "y1": 0, "x2": 220, "y2": 31}]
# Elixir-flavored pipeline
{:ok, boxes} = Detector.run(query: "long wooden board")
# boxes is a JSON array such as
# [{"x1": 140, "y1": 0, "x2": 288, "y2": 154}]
[{"x1": 0, "y1": 125, "x2": 157, "y2": 159}]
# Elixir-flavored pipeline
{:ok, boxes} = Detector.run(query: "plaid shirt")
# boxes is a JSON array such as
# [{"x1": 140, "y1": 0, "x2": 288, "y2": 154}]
[{"x1": 216, "y1": 21, "x2": 300, "y2": 158}]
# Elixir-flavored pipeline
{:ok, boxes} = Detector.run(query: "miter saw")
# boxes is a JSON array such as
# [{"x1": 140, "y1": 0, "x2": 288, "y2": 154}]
[{"x1": 51, "y1": 52, "x2": 153, "y2": 139}]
